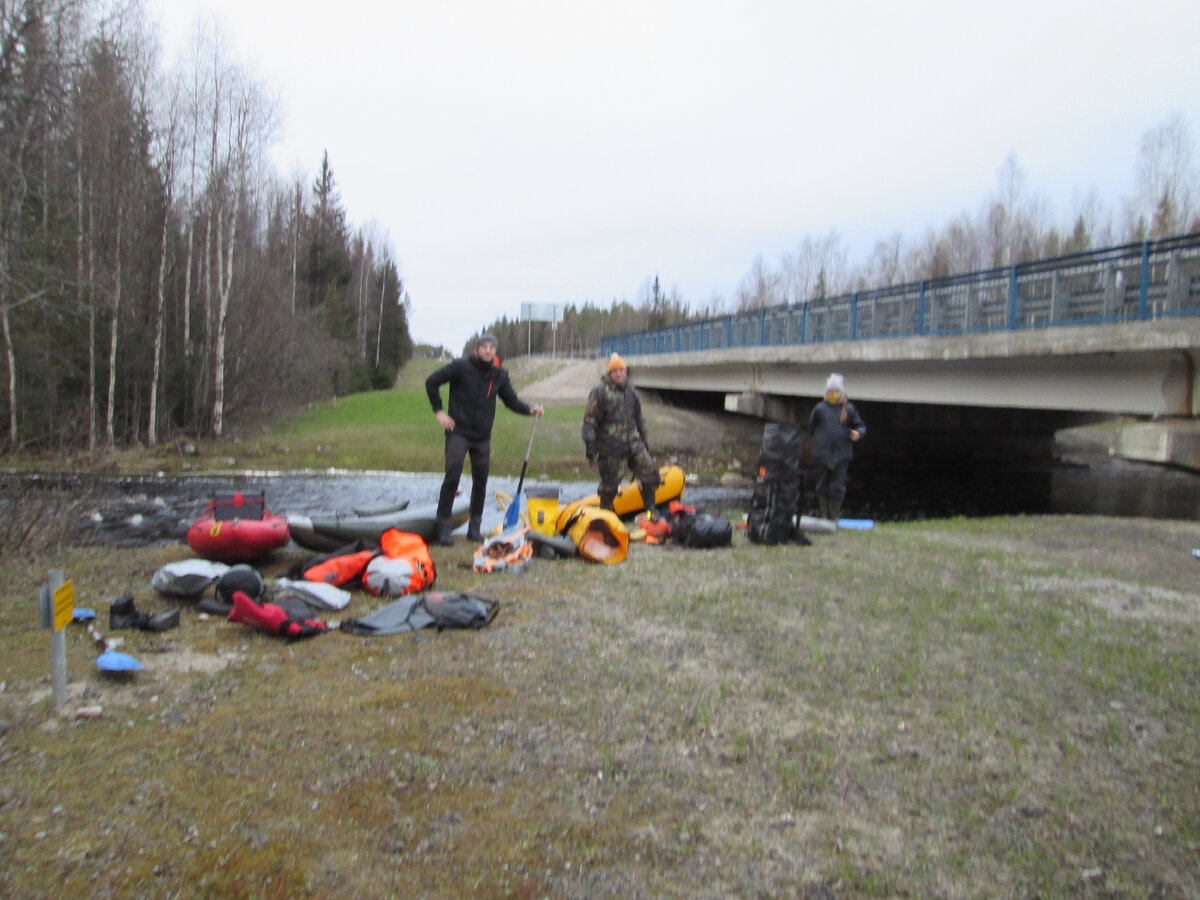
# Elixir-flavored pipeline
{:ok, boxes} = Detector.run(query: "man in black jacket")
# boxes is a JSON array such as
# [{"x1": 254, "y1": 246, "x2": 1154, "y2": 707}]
[{"x1": 425, "y1": 333, "x2": 543, "y2": 545}]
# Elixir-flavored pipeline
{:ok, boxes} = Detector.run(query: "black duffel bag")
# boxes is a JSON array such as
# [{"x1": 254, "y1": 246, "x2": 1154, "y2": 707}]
[{"x1": 671, "y1": 512, "x2": 733, "y2": 549}]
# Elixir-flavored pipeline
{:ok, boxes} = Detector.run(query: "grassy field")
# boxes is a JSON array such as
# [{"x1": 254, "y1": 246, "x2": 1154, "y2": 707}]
[
  {"x1": 5, "y1": 359, "x2": 759, "y2": 484},
  {"x1": 1, "y1": 367, "x2": 1198, "y2": 898}
]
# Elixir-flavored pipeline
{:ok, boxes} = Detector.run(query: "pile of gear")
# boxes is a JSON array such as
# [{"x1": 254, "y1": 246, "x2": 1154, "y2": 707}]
[{"x1": 139, "y1": 525, "x2": 498, "y2": 644}]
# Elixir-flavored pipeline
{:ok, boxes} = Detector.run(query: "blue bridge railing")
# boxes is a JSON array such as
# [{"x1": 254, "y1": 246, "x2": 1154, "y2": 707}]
[{"x1": 601, "y1": 233, "x2": 1200, "y2": 357}]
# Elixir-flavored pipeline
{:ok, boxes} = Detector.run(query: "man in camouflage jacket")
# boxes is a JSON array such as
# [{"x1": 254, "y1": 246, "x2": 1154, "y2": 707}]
[{"x1": 581, "y1": 354, "x2": 659, "y2": 513}]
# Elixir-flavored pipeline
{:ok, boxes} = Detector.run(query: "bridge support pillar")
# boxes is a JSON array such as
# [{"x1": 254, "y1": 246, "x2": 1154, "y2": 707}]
[
  {"x1": 1109, "y1": 419, "x2": 1200, "y2": 471},
  {"x1": 724, "y1": 392, "x2": 802, "y2": 423}
]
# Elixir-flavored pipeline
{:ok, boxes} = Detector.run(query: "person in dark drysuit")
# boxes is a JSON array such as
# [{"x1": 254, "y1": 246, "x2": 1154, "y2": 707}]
[
  {"x1": 426, "y1": 333, "x2": 543, "y2": 546},
  {"x1": 808, "y1": 372, "x2": 866, "y2": 525},
  {"x1": 581, "y1": 354, "x2": 659, "y2": 516}
]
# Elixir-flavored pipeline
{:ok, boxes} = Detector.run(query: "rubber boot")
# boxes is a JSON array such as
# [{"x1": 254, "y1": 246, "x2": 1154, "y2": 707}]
[
  {"x1": 466, "y1": 516, "x2": 484, "y2": 543},
  {"x1": 141, "y1": 608, "x2": 180, "y2": 632},
  {"x1": 817, "y1": 495, "x2": 830, "y2": 521},
  {"x1": 828, "y1": 498, "x2": 843, "y2": 530},
  {"x1": 109, "y1": 594, "x2": 140, "y2": 630},
  {"x1": 435, "y1": 518, "x2": 454, "y2": 547}
]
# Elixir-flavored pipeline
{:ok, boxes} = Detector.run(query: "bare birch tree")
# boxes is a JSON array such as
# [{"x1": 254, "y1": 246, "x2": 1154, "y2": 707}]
[
  {"x1": 147, "y1": 68, "x2": 184, "y2": 446},
  {"x1": 1124, "y1": 111, "x2": 1197, "y2": 239},
  {"x1": 207, "y1": 63, "x2": 275, "y2": 436}
]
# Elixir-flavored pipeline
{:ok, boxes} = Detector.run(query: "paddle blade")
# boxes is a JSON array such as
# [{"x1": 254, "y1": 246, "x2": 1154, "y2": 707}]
[
  {"x1": 502, "y1": 493, "x2": 522, "y2": 529},
  {"x1": 97, "y1": 649, "x2": 143, "y2": 671}
]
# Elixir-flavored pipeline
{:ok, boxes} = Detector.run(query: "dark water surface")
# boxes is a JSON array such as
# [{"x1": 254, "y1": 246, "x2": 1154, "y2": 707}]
[{"x1": 2, "y1": 455, "x2": 1198, "y2": 548}]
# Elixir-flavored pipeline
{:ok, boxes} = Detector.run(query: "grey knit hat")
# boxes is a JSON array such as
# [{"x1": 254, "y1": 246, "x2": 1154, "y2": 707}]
[
  {"x1": 825, "y1": 373, "x2": 845, "y2": 395},
  {"x1": 477, "y1": 332, "x2": 498, "y2": 348}
]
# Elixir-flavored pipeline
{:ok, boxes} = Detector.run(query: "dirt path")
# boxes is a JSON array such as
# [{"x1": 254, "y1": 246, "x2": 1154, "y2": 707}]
[
  {"x1": 508, "y1": 356, "x2": 605, "y2": 402},
  {"x1": 510, "y1": 356, "x2": 763, "y2": 478}
]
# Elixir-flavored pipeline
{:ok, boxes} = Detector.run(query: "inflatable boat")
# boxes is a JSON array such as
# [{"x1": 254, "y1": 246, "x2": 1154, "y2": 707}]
[
  {"x1": 186, "y1": 492, "x2": 290, "y2": 563},
  {"x1": 555, "y1": 465, "x2": 685, "y2": 534},
  {"x1": 286, "y1": 496, "x2": 469, "y2": 552}
]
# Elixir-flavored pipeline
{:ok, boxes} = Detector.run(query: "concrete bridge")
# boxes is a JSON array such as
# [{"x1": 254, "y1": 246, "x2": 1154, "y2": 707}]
[{"x1": 601, "y1": 234, "x2": 1200, "y2": 469}]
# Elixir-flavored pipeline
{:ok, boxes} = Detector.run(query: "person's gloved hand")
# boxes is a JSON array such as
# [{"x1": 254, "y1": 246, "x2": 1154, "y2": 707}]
[{"x1": 585, "y1": 443, "x2": 597, "y2": 463}]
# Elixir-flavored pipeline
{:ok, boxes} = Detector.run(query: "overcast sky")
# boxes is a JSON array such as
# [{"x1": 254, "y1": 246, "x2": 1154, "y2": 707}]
[{"x1": 151, "y1": 0, "x2": 1200, "y2": 352}]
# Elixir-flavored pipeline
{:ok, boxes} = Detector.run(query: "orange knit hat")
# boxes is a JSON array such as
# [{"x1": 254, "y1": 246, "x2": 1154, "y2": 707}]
[{"x1": 607, "y1": 353, "x2": 626, "y2": 373}]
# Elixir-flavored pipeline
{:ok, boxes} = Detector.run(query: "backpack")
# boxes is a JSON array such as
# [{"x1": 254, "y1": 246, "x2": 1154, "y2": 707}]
[
  {"x1": 362, "y1": 529, "x2": 437, "y2": 597},
  {"x1": 747, "y1": 423, "x2": 803, "y2": 545}
]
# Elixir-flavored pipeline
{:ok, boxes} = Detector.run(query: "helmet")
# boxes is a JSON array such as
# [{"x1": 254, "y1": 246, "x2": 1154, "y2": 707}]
[{"x1": 217, "y1": 564, "x2": 265, "y2": 604}]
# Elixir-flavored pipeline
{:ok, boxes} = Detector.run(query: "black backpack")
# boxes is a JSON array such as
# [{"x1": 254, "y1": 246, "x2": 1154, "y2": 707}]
[{"x1": 747, "y1": 423, "x2": 806, "y2": 545}]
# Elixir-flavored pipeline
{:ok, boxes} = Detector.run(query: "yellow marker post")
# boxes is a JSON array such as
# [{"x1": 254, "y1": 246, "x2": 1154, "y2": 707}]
[
  {"x1": 40, "y1": 570, "x2": 73, "y2": 707},
  {"x1": 53, "y1": 578, "x2": 74, "y2": 632}
]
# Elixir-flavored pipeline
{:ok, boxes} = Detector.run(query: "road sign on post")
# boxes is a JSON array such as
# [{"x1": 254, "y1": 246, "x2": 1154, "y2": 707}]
[
  {"x1": 520, "y1": 303, "x2": 565, "y2": 357},
  {"x1": 39, "y1": 570, "x2": 73, "y2": 707}
]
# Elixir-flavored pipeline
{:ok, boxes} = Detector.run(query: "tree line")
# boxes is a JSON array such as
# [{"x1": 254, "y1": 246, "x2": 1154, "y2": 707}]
[
  {"x1": 0, "y1": 0, "x2": 412, "y2": 453},
  {"x1": 476, "y1": 113, "x2": 1200, "y2": 360}
]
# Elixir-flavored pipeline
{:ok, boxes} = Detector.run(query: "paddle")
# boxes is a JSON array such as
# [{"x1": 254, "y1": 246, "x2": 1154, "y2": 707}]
[{"x1": 503, "y1": 415, "x2": 540, "y2": 530}]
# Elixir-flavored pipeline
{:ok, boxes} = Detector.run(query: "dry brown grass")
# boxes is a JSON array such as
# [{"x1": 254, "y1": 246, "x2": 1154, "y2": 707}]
[{"x1": 2, "y1": 506, "x2": 1199, "y2": 898}]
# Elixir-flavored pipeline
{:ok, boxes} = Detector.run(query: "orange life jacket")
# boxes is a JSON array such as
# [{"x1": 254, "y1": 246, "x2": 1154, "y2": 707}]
[{"x1": 472, "y1": 528, "x2": 534, "y2": 573}]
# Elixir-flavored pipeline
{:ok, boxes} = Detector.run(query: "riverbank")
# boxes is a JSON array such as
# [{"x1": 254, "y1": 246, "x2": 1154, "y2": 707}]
[{"x1": 1, "y1": 509, "x2": 1198, "y2": 897}]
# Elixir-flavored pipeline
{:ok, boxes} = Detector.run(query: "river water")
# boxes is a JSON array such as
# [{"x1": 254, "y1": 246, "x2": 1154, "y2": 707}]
[{"x1": 2, "y1": 454, "x2": 1198, "y2": 549}]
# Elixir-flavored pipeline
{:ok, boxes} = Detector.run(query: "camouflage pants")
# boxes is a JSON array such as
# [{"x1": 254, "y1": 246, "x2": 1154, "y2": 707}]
[{"x1": 596, "y1": 443, "x2": 658, "y2": 511}]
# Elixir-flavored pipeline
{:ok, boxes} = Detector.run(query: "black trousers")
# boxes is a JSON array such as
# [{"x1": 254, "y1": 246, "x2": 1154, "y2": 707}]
[{"x1": 437, "y1": 431, "x2": 490, "y2": 521}]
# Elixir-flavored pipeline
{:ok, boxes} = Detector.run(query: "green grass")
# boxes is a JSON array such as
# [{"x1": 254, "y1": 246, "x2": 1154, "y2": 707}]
[
  {"x1": 4, "y1": 358, "x2": 753, "y2": 483},
  {"x1": 12, "y1": 358, "x2": 596, "y2": 480},
  {"x1": 2, "y1": 516, "x2": 1199, "y2": 897}
]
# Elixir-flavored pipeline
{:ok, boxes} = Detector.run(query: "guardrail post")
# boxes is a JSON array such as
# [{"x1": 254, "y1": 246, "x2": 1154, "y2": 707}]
[
  {"x1": 850, "y1": 292, "x2": 859, "y2": 340},
  {"x1": 759, "y1": 308, "x2": 766, "y2": 346},
  {"x1": 918, "y1": 282, "x2": 926, "y2": 334},
  {"x1": 1138, "y1": 240, "x2": 1150, "y2": 319},
  {"x1": 1008, "y1": 266, "x2": 1019, "y2": 329},
  {"x1": 800, "y1": 302, "x2": 808, "y2": 343}
]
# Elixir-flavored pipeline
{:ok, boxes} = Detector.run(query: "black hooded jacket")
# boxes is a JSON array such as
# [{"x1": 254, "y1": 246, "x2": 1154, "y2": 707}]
[{"x1": 425, "y1": 354, "x2": 531, "y2": 443}]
